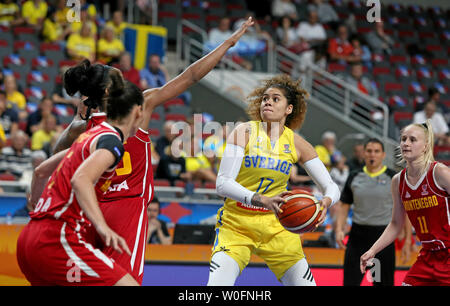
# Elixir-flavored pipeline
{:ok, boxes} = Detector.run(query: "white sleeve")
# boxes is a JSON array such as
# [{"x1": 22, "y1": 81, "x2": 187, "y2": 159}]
[
  {"x1": 216, "y1": 143, "x2": 255, "y2": 205},
  {"x1": 303, "y1": 157, "x2": 341, "y2": 207}
]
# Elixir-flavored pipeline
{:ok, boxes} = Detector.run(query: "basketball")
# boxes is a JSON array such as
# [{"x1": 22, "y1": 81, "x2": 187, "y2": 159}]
[{"x1": 277, "y1": 189, "x2": 321, "y2": 234}]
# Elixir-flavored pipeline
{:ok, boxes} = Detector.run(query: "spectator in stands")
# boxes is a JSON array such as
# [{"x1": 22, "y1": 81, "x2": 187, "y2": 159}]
[
  {"x1": 206, "y1": 17, "x2": 253, "y2": 71},
  {"x1": 156, "y1": 144, "x2": 191, "y2": 186},
  {"x1": 4, "y1": 75, "x2": 27, "y2": 121},
  {"x1": 19, "y1": 149, "x2": 47, "y2": 193},
  {"x1": 346, "y1": 142, "x2": 365, "y2": 172},
  {"x1": 140, "y1": 54, "x2": 192, "y2": 105},
  {"x1": 330, "y1": 152, "x2": 349, "y2": 192},
  {"x1": 417, "y1": 87, "x2": 449, "y2": 119},
  {"x1": 66, "y1": 22, "x2": 96, "y2": 63},
  {"x1": 0, "y1": 0, "x2": 24, "y2": 27},
  {"x1": 0, "y1": 124, "x2": 5, "y2": 150},
  {"x1": 80, "y1": 0, "x2": 97, "y2": 21},
  {"x1": 289, "y1": 162, "x2": 313, "y2": 187},
  {"x1": 413, "y1": 101, "x2": 450, "y2": 146},
  {"x1": 26, "y1": 97, "x2": 61, "y2": 136},
  {"x1": 117, "y1": 52, "x2": 142, "y2": 88},
  {"x1": 31, "y1": 114, "x2": 58, "y2": 151},
  {"x1": 156, "y1": 120, "x2": 176, "y2": 158},
  {"x1": 365, "y1": 21, "x2": 394, "y2": 56},
  {"x1": 0, "y1": 90, "x2": 18, "y2": 139},
  {"x1": 69, "y1": 7, "x2": 97, "y2": 38},
  {"x1": 328, "y1": 24, "x2": 358, "y2": 64},
  {"x1": 0, "y1": 130, "x2": 32, "y2": 180},
  {"x1": 345, "y1": 62, "x2": 379, "y2": 98},
  {"x1": 22, "y1": 0, "x2": 48, "y2": 30},
  {"x1": 234, "y1": 11, "x2": 273, "y2": 44},
  {"x1": 276, "y1": 15, "x2": 299, "y2": 49},
  {"x1": 308, "y1": 0, "x2": 339, "y2": 30},
  {"x1": 106, "y1": 11, "x2": 127, "y2": 38},
  {"x1": 54, "y1": 0, "x2": 69, "y2": 27},
  {"x1": 42, "y1": 7, "x2": 71, "y2": 43},
  {"x1": 272, "y1": 0, "x2": 298, "y2": 21},
  {"x1": 350, "y1": 35, "x2": 372, "y2": 69},
  {"x1": 97, "y1": 25, "x2": 125, "y2": 65},
  {"x1": 147, "y1": 197, "x2": 172, "y2": 245},
  {"x1": 315, "y1": 131, "x2": 342, "y2": 171},
  {"x1": 184, "y1": 134, "x2": 217, "y2": 184},
  {"x1": 296, "y1": 10, "x2": 327, "y2": 48}
]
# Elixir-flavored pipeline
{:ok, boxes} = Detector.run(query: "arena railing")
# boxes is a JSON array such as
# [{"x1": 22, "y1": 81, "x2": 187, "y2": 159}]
[{"x1": 274, "y1": 45, "x2": 399, "y2": 167}]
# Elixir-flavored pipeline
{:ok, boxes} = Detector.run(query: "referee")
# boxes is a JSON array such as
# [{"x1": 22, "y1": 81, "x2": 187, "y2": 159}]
[{"x1": 335, "y1": 138, "x2": 396, "y2": 286}]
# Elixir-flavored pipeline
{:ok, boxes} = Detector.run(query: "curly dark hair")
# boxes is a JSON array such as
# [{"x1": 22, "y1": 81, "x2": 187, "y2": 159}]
[{"x1": 246, "y1": 74, "x2": 309, "y2": 130}]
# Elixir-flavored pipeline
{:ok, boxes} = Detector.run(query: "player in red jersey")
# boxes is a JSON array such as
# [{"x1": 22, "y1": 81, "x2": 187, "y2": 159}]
[
  {"x1": 361, "y1": 120, "x2": 450, "y2": 286},
  {"x1": 17, "y1": 63, "x2": 144, "y2": 286},
  {"x1": 29, "y1": 18, "x2": 256, "y2": 284}
]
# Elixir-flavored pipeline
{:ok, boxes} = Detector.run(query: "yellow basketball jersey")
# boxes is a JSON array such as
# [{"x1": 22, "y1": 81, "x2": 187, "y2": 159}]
[{"x1": 224, "y1": 121, "x2": 298, "y2": 214}]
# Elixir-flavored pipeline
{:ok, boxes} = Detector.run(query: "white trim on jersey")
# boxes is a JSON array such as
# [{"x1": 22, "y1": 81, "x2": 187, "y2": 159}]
[
  {"x1": 76, "y1": 231, "x2": 114, "y2": 269},
  {"x1": 130, "y1": 200, "x2": 146, "y2": 271},
  {"x1": 60, "y1": 222, "x2": 100, "y2": 278},
  {"x1": 446, "y1": 198, "x2": 450, "y2": 226},
  {"x1": 54, "y1": 191, "x2": 74, "y2": 219},
  {"x1": 140, "y1": 142, "x2": 149, "y2": 198},
  {"x1": 421, "y1": 239, "x2": 447, "y2": 250},
  {"x1": 404, "y1": 168, "x2": 428, "y2": 190},
  {"x1": 432, "y1": 164, "x2": 446, "y2": 192}
]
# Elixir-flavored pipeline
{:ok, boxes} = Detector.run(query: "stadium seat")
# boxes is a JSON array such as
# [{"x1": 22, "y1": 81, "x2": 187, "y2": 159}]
[
  {"x1": 25, "y1": 87, "x2": 47, "y2": 104},
  {"x1": 159, "y1": 11, "x2": 178, "y2": 41},
  {"x1": 0, "y1": 173, "x2": 17, "y2": 181},
  {"x1": 384, "y1": 82, "x2": 405, "y2": 96},
  {"x1": 27, "y1": 71, "x2": 53, "y2": 94},
  {"x1": 164, "y1": 98, "x2": 185, "y2": 109},
  {"x1": 389, "y1": 95, "x2": 411, "y2": 112},
  {"x1": 0, "y1": 39, "x2": 12, "y2": 61},
  {"x1": 13, "y1": 26, "x2": 39, "y2": 45},
  {"x1": 40, "y1": 42, "x2": 66, "y2": 65},
  {"x1": 14, "y1": 40, "x2": 39, "y2": 62},
  {"x1": 31, "y1": 56, "x2": 58, "y2": 77},
  {"x1": 327, "y1": 62, "x2": 346, "y2": 74},
  {"x1": 393, "y1": 111, "x2": 413, "y2": 129},
  {"x1": 165, "y1": 114, "x2": 187, "y2": 122},
  {"x1": 154, "y1": 179, "x2": 171, "y2": 187},
  {"x1": 408, "y1": 81, "x2": 426, "y2": 95}
]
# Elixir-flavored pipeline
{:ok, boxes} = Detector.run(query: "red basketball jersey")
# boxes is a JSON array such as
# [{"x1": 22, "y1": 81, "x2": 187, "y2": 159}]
[
  {"x1": 87, "y1": 112, "x2": 107, "y2": 130},
  {"x1": 100, "y1": 128, "x2": 154, "y2": 204},
  {"x1": 399, "y1": 162, "x2": 450, "y2": 251},
  {"x1": 86, "y1": 113, "x2": 154, "y2": 284},
  {"x1": 30, "y1": 122, "x2": 122, "y2": 230}
]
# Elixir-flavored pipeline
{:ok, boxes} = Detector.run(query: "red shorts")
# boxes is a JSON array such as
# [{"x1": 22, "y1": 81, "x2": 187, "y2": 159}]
[
  {"x1": 97, "y1": 198, "x2": 148, "y2": 285},
  {"x1": 403, "y1": 248, "x2": 450, "y2": 286},
  {"x1": 16, "y1": 218, "x2": 128, "y2": 286}
]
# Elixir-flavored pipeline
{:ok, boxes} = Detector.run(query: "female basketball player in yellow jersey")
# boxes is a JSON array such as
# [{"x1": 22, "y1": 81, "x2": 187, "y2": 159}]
[{"x1": 207, "y1": 75, "x2": 341, "y2": 286}]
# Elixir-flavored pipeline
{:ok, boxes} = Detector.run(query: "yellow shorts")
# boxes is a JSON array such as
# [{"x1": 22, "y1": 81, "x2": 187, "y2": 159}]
[{"x1": 211, "y1": 207, "x2": 305, "y2": 280}]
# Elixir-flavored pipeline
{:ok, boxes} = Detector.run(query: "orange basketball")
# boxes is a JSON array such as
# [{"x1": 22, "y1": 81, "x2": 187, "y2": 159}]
[{"x1": 277, "y1": 189, "x2": 321, "y2": 234}]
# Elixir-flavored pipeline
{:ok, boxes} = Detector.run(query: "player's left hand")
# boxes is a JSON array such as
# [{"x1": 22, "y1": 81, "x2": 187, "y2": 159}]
[
  {"x1": 227, "y1": 16, "x2": 254, "y2": 47},
  {"x1": 315, "y1": 197, "x2": 331, "y2": 229}
]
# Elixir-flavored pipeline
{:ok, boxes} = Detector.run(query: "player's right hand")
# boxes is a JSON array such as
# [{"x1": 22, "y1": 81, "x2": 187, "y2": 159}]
[
  {"x1": 227, "y1": 16, "x2": 254, "y2": 47},
  {"x1": 335, "y1": 230, "x2": 346, "y2": 249},
  {"x1": 360, "y1": 249, "x2": 376, "y2": 274},
  {"x1": 97, "y1": 224, "x2": 131, "y2": 256}
]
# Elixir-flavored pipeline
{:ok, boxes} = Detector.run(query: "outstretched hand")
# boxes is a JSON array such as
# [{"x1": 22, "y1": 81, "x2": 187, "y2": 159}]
[{"x1": 227, "y1": 17, "x2": 254, "y2": 47}]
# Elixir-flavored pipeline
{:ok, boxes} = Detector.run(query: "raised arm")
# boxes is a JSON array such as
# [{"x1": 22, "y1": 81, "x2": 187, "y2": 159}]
[
  {"x1": 52, "y1": 99, "x2": 88, "y2": 154},
  {"x1": 139, "y1": 17, "x2": 255, "y2": 129}
]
